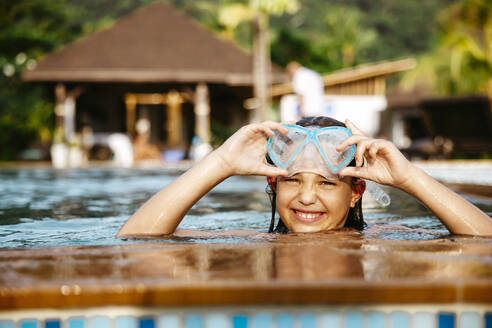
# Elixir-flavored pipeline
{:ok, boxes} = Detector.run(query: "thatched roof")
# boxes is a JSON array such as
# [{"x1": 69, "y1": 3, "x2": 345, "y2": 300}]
[{"x1": 23, "y1": 1, "x2": 286, "y2": 85}]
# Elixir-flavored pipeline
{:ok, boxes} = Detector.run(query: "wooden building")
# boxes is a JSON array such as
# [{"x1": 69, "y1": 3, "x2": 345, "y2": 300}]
[
  {"x1": 23, "y1": 1, "x2": 286, "y2": 156},
  {"x1": 270, "y1": 58, "x2": 416, "y2": 98},
  {"x1": 270, "y1": 58, "x2": 416, "y2": 137}
]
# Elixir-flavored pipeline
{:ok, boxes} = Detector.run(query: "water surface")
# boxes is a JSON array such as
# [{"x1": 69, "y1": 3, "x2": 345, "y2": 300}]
[{"x1": 1, "y1": 167, "x2": 491, "y2": 249}]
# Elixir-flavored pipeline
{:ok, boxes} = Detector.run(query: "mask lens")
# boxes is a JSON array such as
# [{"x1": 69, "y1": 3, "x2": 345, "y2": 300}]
[
  {"x1": 268, "y1": 127, "x2": 308, "y2": 167},
  {"x1": 316, "y1": 128, "x2": 355, "y2": 172}
]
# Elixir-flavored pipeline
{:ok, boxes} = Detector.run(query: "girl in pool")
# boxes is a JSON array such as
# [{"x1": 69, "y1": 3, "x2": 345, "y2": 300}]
[{"x1": 117, "y1": 116, "x2": 492, "y2": 237}]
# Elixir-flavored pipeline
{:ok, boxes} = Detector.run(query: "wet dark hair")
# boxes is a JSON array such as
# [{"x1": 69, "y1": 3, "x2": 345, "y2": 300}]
[{"x1": 266, "y1": 116, "x2": 365, "y2": 233}]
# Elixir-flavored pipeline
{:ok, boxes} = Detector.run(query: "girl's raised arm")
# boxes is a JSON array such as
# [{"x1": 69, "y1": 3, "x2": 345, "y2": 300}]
[
  {"x1": 116, "y1": 122, "x2": 288, "y2": 237},
  {"x1": 338, "y1": 120, "x2": 492, "y2": 236}
]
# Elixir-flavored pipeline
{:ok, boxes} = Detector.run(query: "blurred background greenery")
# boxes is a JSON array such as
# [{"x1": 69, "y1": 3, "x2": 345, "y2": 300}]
[{"x1": 0, "y1": 0, "x2": 490, "y2": 160}]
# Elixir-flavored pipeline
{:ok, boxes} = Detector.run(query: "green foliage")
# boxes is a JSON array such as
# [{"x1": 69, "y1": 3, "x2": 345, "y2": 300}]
[
  {"x1": 0, "y1": 0, "x2": 81, "y2": 160},
  {"x1": 269, "y1": 0, "x2": 448, "y2": 73},
  {"x1": 321, "y1": 6, "x2": 377, "y2": 67},
  {"x1": 0, "y1": 69, "x2": 54, "y2": 160},
  {"x1": 68, "y1": 0, "x2": 157, "y2": 34},
  {"x1": 402, "y1": 0, "x2": 491, "y2": 96},
  {"x1": 0, "y1": 0, "x2": 82, "y2": 59},
  {"x1": 0, "y1": 0, "x2": 157, "y2": 160},
  {"x1": 436, "y1": 0, "x2": 491, "y2": 95},
  {"x1": 344, "y1": 0, "x2": 456, "y2": 61}
]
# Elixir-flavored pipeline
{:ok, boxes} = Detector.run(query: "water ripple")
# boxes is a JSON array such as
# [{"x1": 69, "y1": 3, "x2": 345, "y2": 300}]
[{"x1": 0, "y1": 168, "x2": 490, "y2": 249}]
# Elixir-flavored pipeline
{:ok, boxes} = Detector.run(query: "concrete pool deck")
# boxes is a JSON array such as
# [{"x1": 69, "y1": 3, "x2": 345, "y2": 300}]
[
  {"x1": 0, "y1": 234, "x2": 491, "y2": 309},
  {"x1": 413, "y1": 160, "x2": 492, "y2": 200}
]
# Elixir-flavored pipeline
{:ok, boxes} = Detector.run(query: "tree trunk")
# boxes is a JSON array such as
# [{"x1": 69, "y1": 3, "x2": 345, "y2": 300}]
[{"x1": 251, "y1": 13, "x2": 271, "y2": 123}]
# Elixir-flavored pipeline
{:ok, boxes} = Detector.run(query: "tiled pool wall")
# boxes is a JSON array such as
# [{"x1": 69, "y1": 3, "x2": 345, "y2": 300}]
[{"x1": 1, "y1": 305, "x2": 491, "y2": 328}]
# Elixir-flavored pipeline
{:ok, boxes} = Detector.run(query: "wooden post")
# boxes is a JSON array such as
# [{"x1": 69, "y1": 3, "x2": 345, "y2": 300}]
[
  {"x1": 54, "y1": 83, "x2": 66, "y2": 142},
  {"x1": 124, "y1": 94, "x2": 137, "y2": 138},
  {"x1": 124, "y1": 92, "x2": 188, "y2": 147},
  {"x1": 251, "y1": 13, "x2": 271, "y2": 123},
  {"x1": 166, "y1": 90, "x2": 185, "y2": 148},
  {"x1": 194, "y1": 83, "x2": 211, "y2": 143},
  {"x1": 63, "y1": 95, "x2": 76, "y2": 142}
]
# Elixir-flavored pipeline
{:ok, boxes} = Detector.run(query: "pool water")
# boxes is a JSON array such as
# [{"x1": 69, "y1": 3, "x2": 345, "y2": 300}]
[{"x1": 1, "y1": 167, "x2": 491, "y2": 249}]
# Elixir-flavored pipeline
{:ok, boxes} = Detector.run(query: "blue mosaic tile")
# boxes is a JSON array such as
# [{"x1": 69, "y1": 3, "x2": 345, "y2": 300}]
[
  {"x1": 459, "y1": 312, "x2": 480, "y2": 328},
  {"x1": 185, "y1": 315, "x2": 203, "y2": 328},
  {"x1": 413, "y1": 312, "x2": 435, "y2": 328},
  {"x1": 299, "y1": 314, "x2": 316, "y2": 328},
  {"x1": 485, "y1": 312, "x2": 492, "y2": 328},
  {"x1": 45, "y1": 320, "x2": 60, "y2": 328},
  {"x1": 319, "y1": 313, "x2": 340, "y2": 328},
  {"x1": 391, "y1": 312, "x2": 409, "y2": 328},
  {"x1": 252, "y1": 314, "x2": 272, "y2": 328},
  {"x1": 158, "y1": 315, "x2": 180, "y2": 328},
  {"x1": 345, "y1": 312, "x2": 363, "y2": 328},
  {"x1": 116, "y1": 317, "x2": 138, "y2": 328},
  {"x1": 204, "y1": 314, "x2": 228, "y2": 328},
  {"x1": 232, "y1": 315, "x2": 247, "y2": 328},
  {"x1": 277, "y1": 314, "x2": 294, "y2": 328},
  {"x1": 367, "y1": 312, "x2": 385, "y2": 328},
  {"x1": 68, "y1": 318, "x2": 84, "y2": 328},
  {"x1": 139, "y1": 318, "x2": 154, "y2": 328},
  {"x1": 438, "y1": 313, "x2": 455, "y2": 328},
  {"x1": 90, "y1": 317, "x2": 110, "y2": 328},
  {"x1": 20, "y1": 320, "x2": 37, "y2": 328},
  {"x1": 0, "y1": 321, "x2": 14, "y2": 328}
]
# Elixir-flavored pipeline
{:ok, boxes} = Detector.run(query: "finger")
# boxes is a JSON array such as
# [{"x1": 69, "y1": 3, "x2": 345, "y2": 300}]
[
  {"x1": 345, "y1": 119, "x2": 366, "y2": 137},
  {"x1": 368, "y1": 141, "x2": 391, "y2": 164},
  {"x1": 249, "y1": 123, "x2": 276, "y2": 137},
  {"x1": 362, "y1": 140, "x2": 383, "y2": 166},
  {"x1": 367, "y1": 142, "x2": 380, "y2": 164},
  {"x1": 354, "y1": 139, "x2": 371, "y2": 167},
  {"x1": 261, "y1": 121, "x2": 289, "y2": 135},
  {"x1": 337, "y1": 135, "x2": 368, "y2": 151}
]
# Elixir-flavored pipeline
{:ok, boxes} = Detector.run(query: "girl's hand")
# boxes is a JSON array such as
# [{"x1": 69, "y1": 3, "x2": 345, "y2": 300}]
[
  {"x1": 337, "y1": 120, "x2": 415, "y2": 190},
  {"x1": 214, "y1": 121, "x2": 289, "y2": 177}
]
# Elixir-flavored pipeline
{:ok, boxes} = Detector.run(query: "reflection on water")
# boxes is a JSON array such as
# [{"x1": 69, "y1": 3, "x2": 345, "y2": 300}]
[
  {"x1": 0, "y1": 168, "x2": 491, "y2": 249},
  {"x1": 1, "y1": 233, "x2": 490, "y2": 288}
]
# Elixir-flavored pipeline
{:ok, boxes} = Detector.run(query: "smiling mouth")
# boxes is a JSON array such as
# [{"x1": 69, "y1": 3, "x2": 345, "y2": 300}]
[{"x1": 292, "y1": 209, "x2": 324, "y2": 223}]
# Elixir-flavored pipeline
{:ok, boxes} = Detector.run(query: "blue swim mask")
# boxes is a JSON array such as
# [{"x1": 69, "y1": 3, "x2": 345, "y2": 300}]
[
  {"x1": 267, "y1": 124, "x2": 355, "y2": 179},
  {"x1": 267, "y1": 124, "x2": 391, "y2": 207}
]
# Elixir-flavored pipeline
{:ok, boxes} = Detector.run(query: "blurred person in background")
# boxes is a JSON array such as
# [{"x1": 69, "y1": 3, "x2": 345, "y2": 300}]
[
  {"x1": 285, "y1": 61, "x2": 326, "y2": 120},
  {"x1": 133, "y1": 118, "x2": 161, "y2": 162}
]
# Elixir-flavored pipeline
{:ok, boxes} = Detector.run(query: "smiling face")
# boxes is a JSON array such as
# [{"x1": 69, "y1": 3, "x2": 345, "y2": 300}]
[{"x1": 275, "y1": 172, "x2": 361, "y2": 233}]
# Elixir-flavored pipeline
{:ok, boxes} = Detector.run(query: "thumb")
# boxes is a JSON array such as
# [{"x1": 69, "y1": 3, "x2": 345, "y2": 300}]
[
  {"x1": 339, "y1": 166, "x2": 368, "y2": 179},
  {"x1": 259, "y1": 166, "x2": 288, "y2": 177}
]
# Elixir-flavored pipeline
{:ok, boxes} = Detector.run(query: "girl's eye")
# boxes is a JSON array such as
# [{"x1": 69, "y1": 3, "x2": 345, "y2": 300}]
[
  {"x1": 320, "y1": 180, "x2": 336, "y2": 186},
  {"x1": 283, "y1": 178, "x2": 299, "y2": 183}
]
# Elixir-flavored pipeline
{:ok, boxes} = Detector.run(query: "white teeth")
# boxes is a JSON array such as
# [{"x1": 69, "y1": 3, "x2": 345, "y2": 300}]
[{"x1": 296, "y1": 211, "x2": 319, "y2": 219}]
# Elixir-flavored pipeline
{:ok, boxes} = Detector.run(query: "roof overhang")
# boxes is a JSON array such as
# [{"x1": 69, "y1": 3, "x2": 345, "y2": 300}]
[
  {"x1": 23, "y1": 69, "x2": 283, "y2": 86},
  {"x1": 271, "y1": 58, "x2": 416, "y2": 97}
]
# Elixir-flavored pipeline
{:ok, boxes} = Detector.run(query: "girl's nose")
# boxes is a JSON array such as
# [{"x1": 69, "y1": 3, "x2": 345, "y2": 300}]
[{"x1": 298, "y1": 184, "x2": 317, "y2": 205}]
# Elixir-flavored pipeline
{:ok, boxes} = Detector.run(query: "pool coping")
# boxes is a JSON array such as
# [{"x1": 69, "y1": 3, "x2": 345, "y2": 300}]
[{"x1": 1, "y1": 279, "x2": 491, "y2": 310}]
